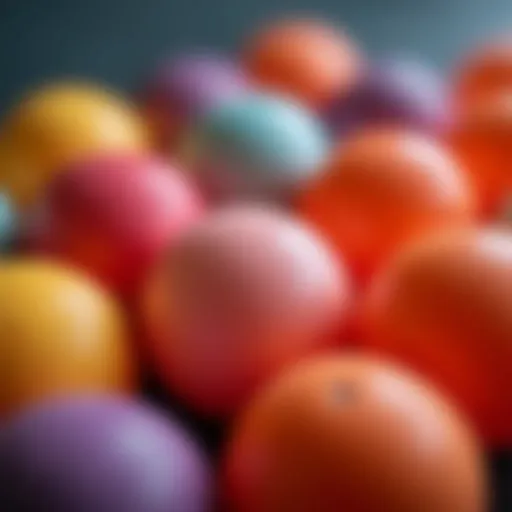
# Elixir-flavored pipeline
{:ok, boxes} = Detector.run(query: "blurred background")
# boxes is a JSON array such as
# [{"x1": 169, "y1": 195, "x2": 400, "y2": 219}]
[
  {"x1": 0, "y1": 1, "x2": 511, "y2": 510},
  {"x1": 1, "y1": 0, "x2": 512, "y2": 111}
]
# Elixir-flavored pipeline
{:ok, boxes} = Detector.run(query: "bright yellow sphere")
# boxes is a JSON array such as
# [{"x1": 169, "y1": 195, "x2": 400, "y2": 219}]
[
  {"x1": 0, "y1": 82, "x2": 149, "y2": 207},
  {"x1": 0, "y1": 259, "x2": 137, "y2": 418}
]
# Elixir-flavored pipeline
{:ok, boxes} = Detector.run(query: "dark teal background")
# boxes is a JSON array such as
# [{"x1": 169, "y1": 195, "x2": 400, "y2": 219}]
[
  {"x1": 1, "y1": 0, "x2": 512, "y2": 112},
  {"x1": 0, "y1": 1, "x2": 510, "y2": 509}
]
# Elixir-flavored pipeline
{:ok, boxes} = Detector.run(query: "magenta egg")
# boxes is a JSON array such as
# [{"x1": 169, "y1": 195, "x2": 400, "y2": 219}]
[{"x1": 25, "y1": 152, "x2": 203, "y2": 295}]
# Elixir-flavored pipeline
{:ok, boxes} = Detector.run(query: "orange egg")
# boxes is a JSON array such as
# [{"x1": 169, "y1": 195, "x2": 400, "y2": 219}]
[
  {"x1": 0, "y1": 259, "x2": 136, "y2": 418},
  {"x1": 244, "y1": 18, "x2": 361, "y2": 108},
  {"x1": 455, "y1": 38, "x2": 512, "y2": 108},
  {"x1": 141, "y1": 205, "x2": 351, "y2": 417},
  {"x1": 362, "y1": 228, "x2": 512, "y2": 446},
  {"x1": 0, "y1": 82, "x2": 148, "y2": 208},
  {"x1": 223, "y1": 355, "x2": 487, "y2": 512},
  {"x1": 298, "y1": 128, "x2": 475, "y2": 282},
  {"x1": 450, "y1": 91, "x2": 512, "y2": 217}
]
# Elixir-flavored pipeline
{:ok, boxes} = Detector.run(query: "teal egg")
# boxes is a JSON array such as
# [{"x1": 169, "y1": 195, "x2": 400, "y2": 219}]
[
  {"x1": 181, "y1": 93, "x2": 329, "y2": 203},
  {"x1": 0, "y1": 192, "x2": 17, "y2": 250}
]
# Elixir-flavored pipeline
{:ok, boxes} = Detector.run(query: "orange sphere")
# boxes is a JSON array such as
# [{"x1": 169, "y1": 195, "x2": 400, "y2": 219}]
[
  {"x1": 142, "y1": 205, "x2": 351, "y2": 417},
  {"x1": 244, "y1": 18, "x2": 361, "y2": 108},
  {"x1": 223, "y1": 355, "x2": 487, "y2": 512},
  {"x1": 298, "y1": 128, "x2": 475, "y2": 281},
  {"x1": 0, "y1": 260, "x2": 136, "y2": 418},
  {"x1": 362, "y1": 228, "x2": 512, "y2": 446},
  {"x1": 450, "y1": 91, "x2": 512, "y2": 217},
  {"x1": 455, "y1": 38, "x2": 512, "y2": 108}
]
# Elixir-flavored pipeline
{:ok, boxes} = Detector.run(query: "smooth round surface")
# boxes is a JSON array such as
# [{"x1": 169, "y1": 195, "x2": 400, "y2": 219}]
[
  {"x1": 454, "y1": 38, "x2": 512, "y2": 108},
  {"x1": 0, "y1": 192, "x2": 17, "y2": 249},
  {"x1": 181, "y1": 93, "x2": 328, "y2": 204},
  {"x1": 0, "y1": 82, "x2": 148, "y2": 208},
  {"x1": 0, "y1": 396, "x2": 212, "y2": 512},
  {"x1": 141, "y1": 53, "x2": 248, "y2": 149},
  {"x1": 450, "y1": 91, "x2": 512, "y2": 217},
  {"x1": 325, "y1": 56, "x2": 449, "y2": 135},
  {"x1": 298, "y1": 128, "x2": 475, "y2": 281},
  {"x1": 362, "y1": 228, "x2": 512, "y2": 445},
  {"x1": 0, "y1": 260, "x2": 135, "y2": 418},
  {"x1": 27, "y1": 152, "x2": 203, "y2": 293},
  {"x1": 142, "y1": 205, "x2": 351, "y2": 416},
  {"x1": 223, "y1": 355, "x2": 486, "y2": 512},
  {"x1": 244, "y1": 18, "x2": 361, "y2": 108}
]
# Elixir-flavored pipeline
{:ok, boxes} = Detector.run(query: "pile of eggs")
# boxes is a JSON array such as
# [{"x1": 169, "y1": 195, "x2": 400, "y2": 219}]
[{"x1": 0, "y1": 15, "x2": 511, "y2": 512}]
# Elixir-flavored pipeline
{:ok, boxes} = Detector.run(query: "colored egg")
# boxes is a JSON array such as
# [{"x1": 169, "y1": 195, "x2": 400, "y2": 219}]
[
  {"x1": 244, "y1": 18, "x2": 361, "y2": 108},
  {"x1": 450, "y1": 91, "x2": 512, "y2": 217},
  {"x1": 141, "y1": 205, "x2": 351, "y2": 417},
  {"x1": 0, "y1": 82, "x2": 148, "y2": 208},
  {"x1": 0, "y1": 260, "x2": 135, "y2": 418},
  {"x1": 180, "y1": 93, "x2": 328, "y2": 204},
  {"x1": 0, "y1": 396, "x2": 212, "y2": 512},
  {"x1": 325, "y1": 56, "x2": 449, "y2": 135},
  {"x1": 362, "y1": 228, "x2": 512, "y2": 446},
  {"x1": 223, "y1": 355, "x2": 487, "y2": 512},
  {"x1": 454, "y1": 37, "x2": 512, "y2": 108},
  {"x1": 298, "y1": 128, "x2": 475, "y2": 282},
  {"x1": 140, "y1": 53, "x2": 248, "y2": 150},
  {"x1": 26, "y1": 152, "x2": 203, "y2": 294},
  {"x1": 0, "y1": 191, "x2": 17, "y2": 250}
]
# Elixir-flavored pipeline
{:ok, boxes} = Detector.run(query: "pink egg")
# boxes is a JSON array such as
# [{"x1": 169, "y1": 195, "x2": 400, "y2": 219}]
[
  {"x1": 26, "y1": 152, "x2": 203, "y2": 294},
  {"x1": 141, "y1": 204, "x2": 352, "y2": 417}
]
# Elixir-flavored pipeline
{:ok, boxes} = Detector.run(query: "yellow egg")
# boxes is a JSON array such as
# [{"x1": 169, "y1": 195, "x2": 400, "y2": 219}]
[
  {"x1": 0, "y1": 82, "x2": 149, "y2": 207},
  {"x1": 0, "y1": 259, "x2": 136, "y2": 418}
]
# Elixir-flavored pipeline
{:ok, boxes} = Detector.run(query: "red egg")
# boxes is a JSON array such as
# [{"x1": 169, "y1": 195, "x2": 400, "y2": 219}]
[
  {"x1": 141, "y1": 205, "x2": 351, "y2": 417},
  {"x1": 298, "y1": 128, "x2": 475, "y2": 282},
  {"x1": 362, "y1": 228, "x2": 512, "y2": 446},
  {"x1": 449, "y1": 91, "x2": 512, "y2": 217},
  {"x1": 454, "y1": 37, "x2": 512, "y2": 109},
  {"x1": 26, "y1": 152, "x2": 203, "y2": 294}
]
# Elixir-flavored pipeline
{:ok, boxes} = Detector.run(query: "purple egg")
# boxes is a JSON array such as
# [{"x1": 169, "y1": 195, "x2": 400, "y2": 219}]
[
  {"x1": 325, "y1": 56, "x2": 450, "y2": 135},
  {"x1": 0, "y1": 396, "x2": 212, "y2": 512},
  {"x1": 141, "y1": 53, "x2": 248, "y2": 148}
]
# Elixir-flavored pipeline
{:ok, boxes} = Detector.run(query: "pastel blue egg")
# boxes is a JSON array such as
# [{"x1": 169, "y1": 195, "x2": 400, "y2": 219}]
[
  {"x1": 0, "y1": 192, "x2": 17, "y2": 250},
  {"x1": 182, "y1": 93, "x2": 329, "y2": 203}
]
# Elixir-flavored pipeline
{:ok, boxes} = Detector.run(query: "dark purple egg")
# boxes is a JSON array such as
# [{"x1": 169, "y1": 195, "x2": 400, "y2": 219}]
[
  {"x1": 325, "y1": 56, "x2": 450, "y2": 135},
  {"x1": 141, "y1": 53, "x2": 249, "y2": 149},
  {"x1": 0, "y1": 396, "x2": 212, "y2": 512}
]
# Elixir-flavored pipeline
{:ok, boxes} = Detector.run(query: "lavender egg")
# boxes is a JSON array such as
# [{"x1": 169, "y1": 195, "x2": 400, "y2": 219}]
[
  {"x1": 141, "y1": 53, "x2": 248, "y2": 149},
  {"x1": 0, "y1": 396, "x2": 212, "y2": 512},
  {"x1": 325, "y1": 56, "x2": 450, "y2": 135}
]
